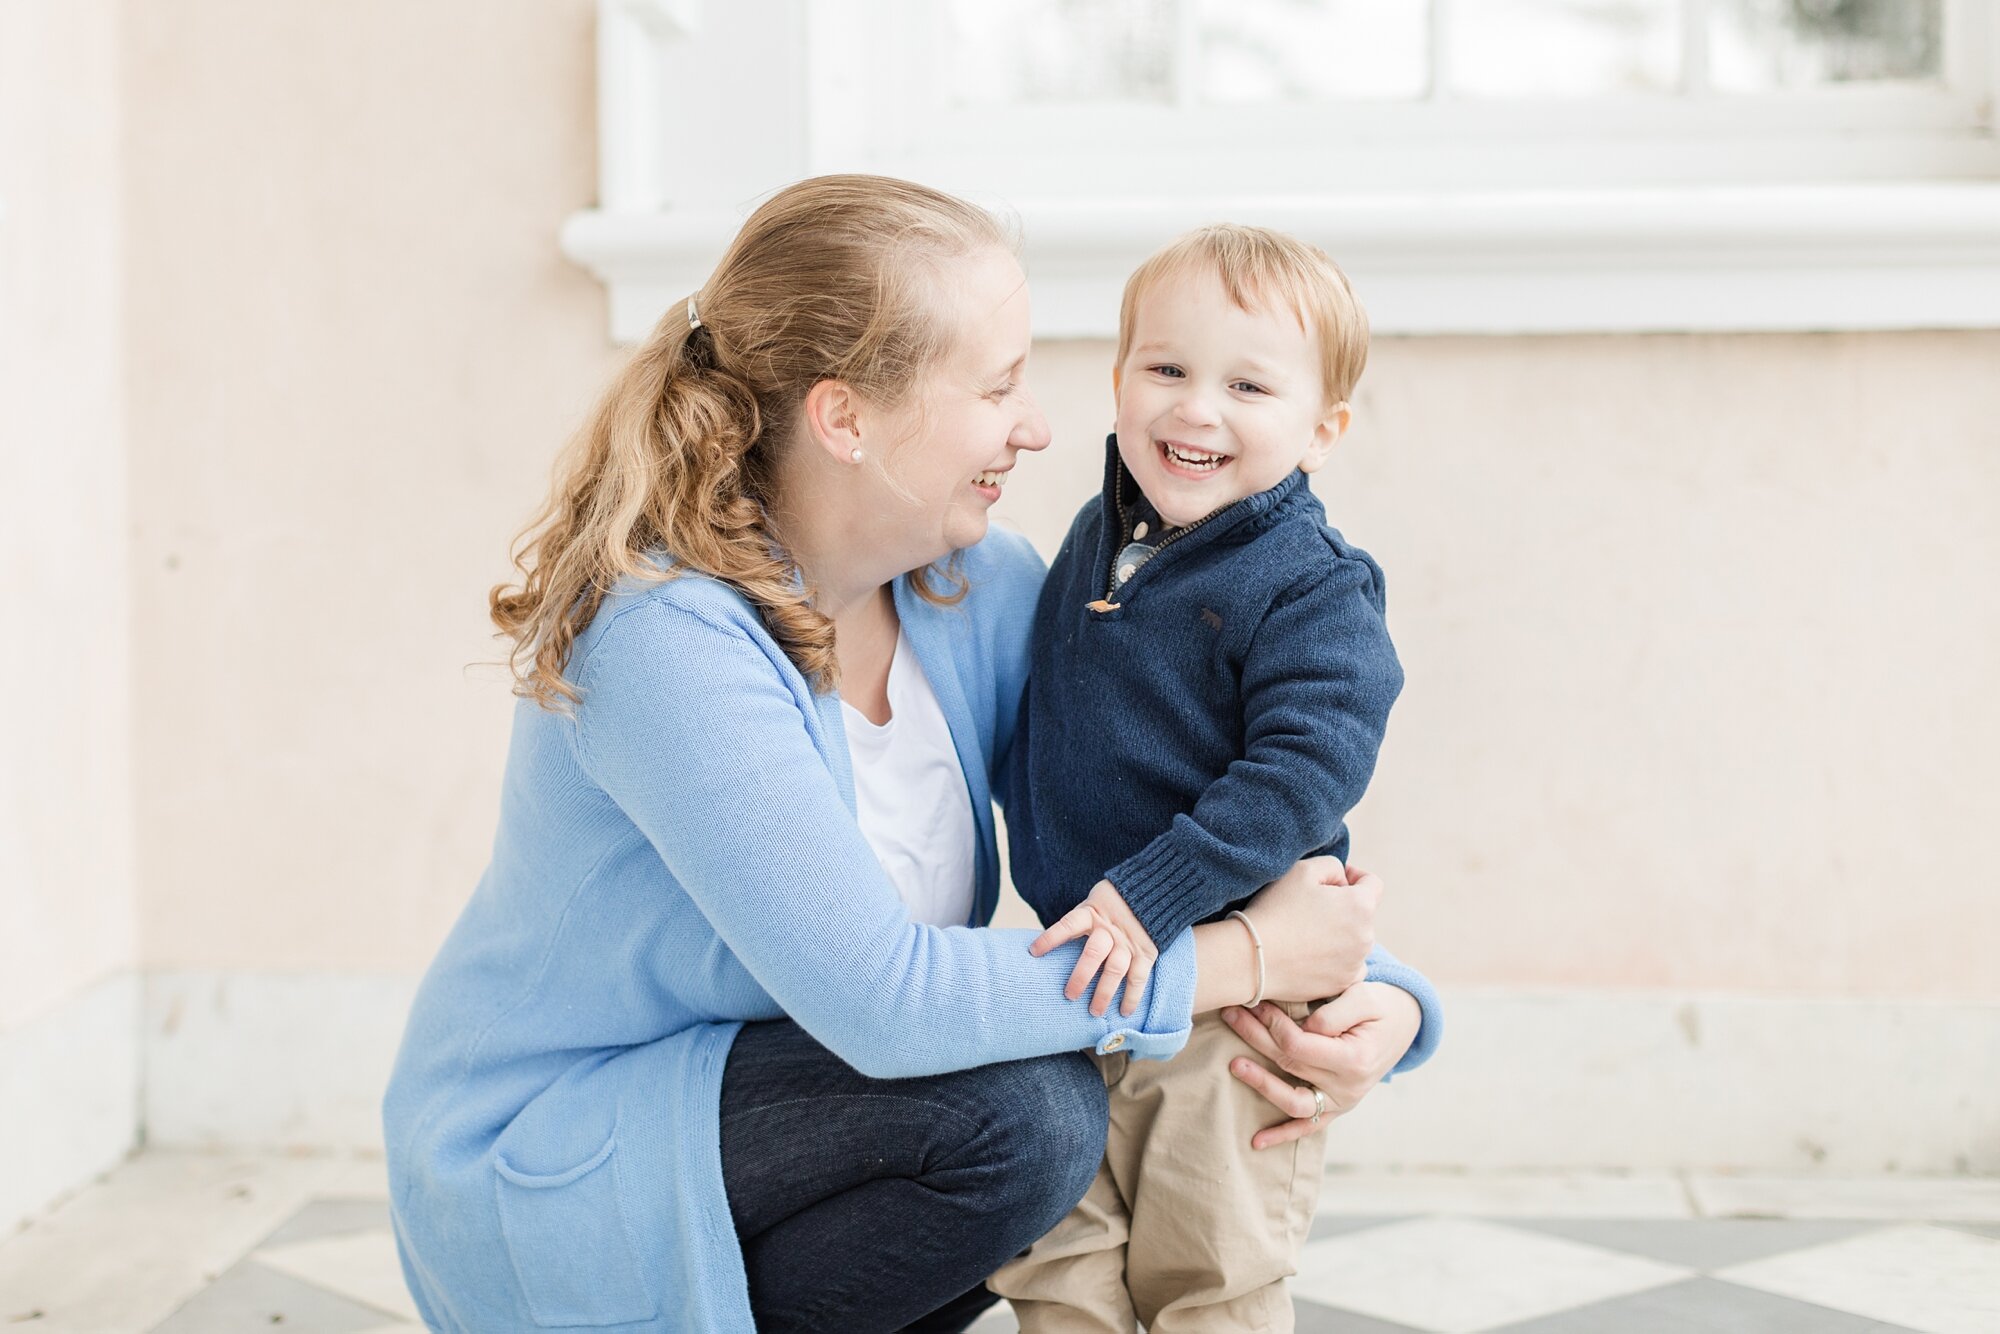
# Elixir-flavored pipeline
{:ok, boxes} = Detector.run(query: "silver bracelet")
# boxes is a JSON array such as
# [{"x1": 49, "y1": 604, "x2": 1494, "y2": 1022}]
[{"x1": 1226, "y1": 910, "x2": 1266, "y2": 1008}]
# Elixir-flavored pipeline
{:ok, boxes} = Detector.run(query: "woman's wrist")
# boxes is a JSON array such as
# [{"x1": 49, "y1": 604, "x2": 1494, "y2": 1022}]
[
  {"x1": 1190, "y1": 918, "x2": 1257, "y2": 1014},
  {"x1": 1226, "y1": 910, "x2": 1266, "y2": 1006}
]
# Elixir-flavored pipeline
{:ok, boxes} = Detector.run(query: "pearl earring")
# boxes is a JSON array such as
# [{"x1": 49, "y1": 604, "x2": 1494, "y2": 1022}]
[{"x1": 850, "y1": 448, "x2": 864, "y2": 463}]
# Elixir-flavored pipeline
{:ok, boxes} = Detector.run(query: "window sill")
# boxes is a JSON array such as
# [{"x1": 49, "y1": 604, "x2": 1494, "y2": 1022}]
[{"x1": 560, "y1": 182, "x2": 2000, "y2": 342}]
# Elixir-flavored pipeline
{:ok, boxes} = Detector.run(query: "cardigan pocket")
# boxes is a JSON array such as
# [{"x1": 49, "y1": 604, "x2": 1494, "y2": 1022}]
[{"x1": 493, "y1": 1131, "x2": 658, "y2": 1327}]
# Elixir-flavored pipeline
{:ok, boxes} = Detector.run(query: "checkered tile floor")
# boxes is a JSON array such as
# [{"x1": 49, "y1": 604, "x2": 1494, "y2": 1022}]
[
  {"x1": 4, "y1": 1156, "x2": 1996, "y2": 1332},
  {"x1": 152, "y1": 1205, "x2": 2000, "y2": 1333}
]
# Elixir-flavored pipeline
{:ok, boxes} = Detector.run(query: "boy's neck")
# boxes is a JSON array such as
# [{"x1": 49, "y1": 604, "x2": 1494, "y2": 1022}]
[{"x1": 1127, "y1": 491, "x2": 1167, "y2": 536}]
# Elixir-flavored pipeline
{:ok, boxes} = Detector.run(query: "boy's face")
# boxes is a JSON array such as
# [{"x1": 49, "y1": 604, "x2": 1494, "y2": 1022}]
[{"x1": 1113, "y1": 267, "x2": 1348, "y2": 530}]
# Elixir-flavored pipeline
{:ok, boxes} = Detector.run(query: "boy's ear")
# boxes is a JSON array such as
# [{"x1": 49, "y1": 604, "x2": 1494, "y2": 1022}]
[
  {"x1": 1111, "y1": 364, "x2": 1123, "y2": 401},
  {"x1": 1298, "y1": 400, "x2": 1351, "y2": 475}
]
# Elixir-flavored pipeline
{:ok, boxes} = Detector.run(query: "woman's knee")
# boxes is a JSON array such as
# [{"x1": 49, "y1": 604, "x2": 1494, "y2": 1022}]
[{"x1": 984, "y1": 1051, "x2": 1108, "y2": 1212}]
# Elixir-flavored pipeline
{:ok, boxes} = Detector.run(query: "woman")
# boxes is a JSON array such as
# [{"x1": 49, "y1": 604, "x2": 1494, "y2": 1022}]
[{"x1": 382, "y1": 175, "x2": 1440, "y2": 1333}]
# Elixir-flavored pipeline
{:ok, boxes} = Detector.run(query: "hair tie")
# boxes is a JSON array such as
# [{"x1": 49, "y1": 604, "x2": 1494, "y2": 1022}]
[{"x1": 686, "y1": 296, "x2": 702, "y2": 331}]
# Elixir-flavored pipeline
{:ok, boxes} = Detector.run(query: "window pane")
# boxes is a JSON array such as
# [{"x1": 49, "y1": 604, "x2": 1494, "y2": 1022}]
[
  {"x1": 1195, "y1": 0, "x2": 1429, "y2": 104},
  {"x1": 1708, "y1": 0, "x2": 1942, "y2": 91},
  {"x1": 1449, "y1": 0, "x2": 1682, "y2": 98},
  {"x1": 948, "y1": 0, "x2": 1179, "y2": 106}
]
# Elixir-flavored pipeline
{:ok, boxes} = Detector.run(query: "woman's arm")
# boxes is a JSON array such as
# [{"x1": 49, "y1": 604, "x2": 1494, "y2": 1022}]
[
  {"x1": 574, "y1": 594, "x2": 1198, "y2": 1080},
  {"x1": 1183, "y1": 856, "x2": 1377, "y2": 1013},
  {"x1": 1037, "y1": 852, "x2": 1441, "y2": 1070},
  {"x1": 1201, "y1": 910, "x2": 1440, "y2": 1085}
]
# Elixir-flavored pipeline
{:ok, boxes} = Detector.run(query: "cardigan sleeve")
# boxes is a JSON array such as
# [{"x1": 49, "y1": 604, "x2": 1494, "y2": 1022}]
[{"x1": 571, "y1": 595, "x2": 1194, "y2": 1080}]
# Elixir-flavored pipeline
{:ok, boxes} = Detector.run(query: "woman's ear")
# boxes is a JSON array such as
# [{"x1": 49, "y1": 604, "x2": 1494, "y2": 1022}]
[
  {"x1": 1299, "y1": 401, "x2": 1352, "y2": 475},
  {"x1": 801, "y1": 379, "x2": 865, "y2": 464}
]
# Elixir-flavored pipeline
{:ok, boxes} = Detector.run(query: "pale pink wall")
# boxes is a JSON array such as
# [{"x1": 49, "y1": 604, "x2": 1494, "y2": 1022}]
[
  {"x1": 0, "y1": 0, "x2": 136, "y2": 1030},
  {"x1": 1011, "y1": 334, "x2": 2000, "y2": 999},
  {"x1": 123, "y1": 0, "x2": 620, "y2": 971},
  {"x1": 117, "y1": 2, "x2": 2000, "y2": 1000}
]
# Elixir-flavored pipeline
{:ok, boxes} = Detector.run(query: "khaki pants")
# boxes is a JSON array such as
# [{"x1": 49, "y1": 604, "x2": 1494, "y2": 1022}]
[{"x1": 988, "y1": 1004, "x2": 1324, "y2": 1333}]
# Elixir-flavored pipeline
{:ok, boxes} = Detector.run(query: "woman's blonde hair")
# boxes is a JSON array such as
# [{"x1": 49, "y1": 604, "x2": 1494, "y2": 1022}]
[{"x1": 492, "y1": 175, "x2": 1014, "y2": 709}]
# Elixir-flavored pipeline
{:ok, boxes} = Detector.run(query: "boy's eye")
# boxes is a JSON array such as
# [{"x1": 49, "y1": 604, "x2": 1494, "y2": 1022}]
[
  {"x1": 1150, "y1": 364, "x2": 1184, "y2": 378},
  {"x1": 1232, "y1": 380, "x2": 1267, "y2": 395}
]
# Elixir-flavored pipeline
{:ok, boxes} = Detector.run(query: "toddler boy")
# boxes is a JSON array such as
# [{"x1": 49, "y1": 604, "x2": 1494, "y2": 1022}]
[{"x1": 990, "y1": 225, "x2": 1403, "y2": 1332}]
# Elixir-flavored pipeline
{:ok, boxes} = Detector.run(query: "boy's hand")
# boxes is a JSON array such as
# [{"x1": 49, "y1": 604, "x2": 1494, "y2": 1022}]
[{"x1": 1028, "y1": 880, "x2": 1161, "y2": 1018}]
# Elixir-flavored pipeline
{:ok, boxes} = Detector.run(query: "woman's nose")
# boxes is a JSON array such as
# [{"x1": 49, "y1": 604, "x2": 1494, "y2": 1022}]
[{"x1": 1013, "y1": 391, "x2": 1052, "y2": 452}]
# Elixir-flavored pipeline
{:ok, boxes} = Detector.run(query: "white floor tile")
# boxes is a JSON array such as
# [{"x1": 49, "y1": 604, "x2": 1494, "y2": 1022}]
[
  {"x1": 1319, "y1": 1170, "x2": 1694, "y2": 1219},
  {"x1": 968, "y1": 1304, "x2": 1021, "y2": 1331},
  {"x1": 0, "y1": 1151, "x2": 382, "y2": 1334},
  {"x1": 312, "y1": 1157, "x2": 393, "y2": 1200},
  {"x1": 253, "y1": 1229, "x2": 421, "y2": 1323},
  {"x1": 1290, "y1": 1215, "x2": 1691, "y2": 1333},
  {"x1": 1715, "y1": 1223, "x2": 2000, "y2": 1334}
]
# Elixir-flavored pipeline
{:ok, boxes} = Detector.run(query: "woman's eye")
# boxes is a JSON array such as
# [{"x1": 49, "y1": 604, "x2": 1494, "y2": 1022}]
[{"x1": 990, "y1": 382, "x2": 1016, "y2": 400}]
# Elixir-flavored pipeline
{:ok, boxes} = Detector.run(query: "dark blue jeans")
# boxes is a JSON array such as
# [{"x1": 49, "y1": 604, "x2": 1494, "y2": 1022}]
[{"x1": 720, "y1": 1019, "x2": 1110, "y2": 1333}]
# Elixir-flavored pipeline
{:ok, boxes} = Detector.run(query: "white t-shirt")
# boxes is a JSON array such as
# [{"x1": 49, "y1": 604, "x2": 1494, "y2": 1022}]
[{"x1": 839, "y1": 627, "x2": 978, "y2": 928}]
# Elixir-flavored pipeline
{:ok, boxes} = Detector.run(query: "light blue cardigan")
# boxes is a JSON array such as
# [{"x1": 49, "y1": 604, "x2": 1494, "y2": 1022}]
[{"x1": 382, "y1": 527, "x2": 1441, "y2": 1332}]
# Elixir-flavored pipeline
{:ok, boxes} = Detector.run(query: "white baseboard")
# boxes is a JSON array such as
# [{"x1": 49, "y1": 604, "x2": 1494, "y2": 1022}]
[
  {"x1": 0, "y1": 972, "x2": 140, "y2": 1235},
  {"x1": 1332, "y1": 989, "x2": 2000, "y2": 1174},
  {"x1": 135, "y1": 973, "x2": 2000, "y2": 1173},
  {"x1": 143, "y1": 972, "x2": 416, "y2": 1153}
]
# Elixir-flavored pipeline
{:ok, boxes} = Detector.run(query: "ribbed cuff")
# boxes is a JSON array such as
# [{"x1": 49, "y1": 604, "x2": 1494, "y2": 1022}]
[{"x1": 1105, "y1": 838, "x2": 1223, "y2": 953}]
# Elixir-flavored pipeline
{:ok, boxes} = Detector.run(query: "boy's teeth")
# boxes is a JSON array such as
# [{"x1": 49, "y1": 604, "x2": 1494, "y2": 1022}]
[{"x1": 1163, "y1": 442, "x2": 1226, "y2": 470}]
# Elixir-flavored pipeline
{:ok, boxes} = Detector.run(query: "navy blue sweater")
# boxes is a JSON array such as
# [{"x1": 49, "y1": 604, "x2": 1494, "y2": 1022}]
[{"x1": 1007, "y1": 435, "x2": 1404, "y2": 948}]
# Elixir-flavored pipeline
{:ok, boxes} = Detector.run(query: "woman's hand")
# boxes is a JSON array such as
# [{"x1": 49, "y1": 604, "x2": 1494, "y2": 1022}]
[
  {"x1": 1242, "y1": 857, "x2": 1379, "y2": 1002},
  {"x1": 1029, "y1": 880, "x2": 1160, "y2": 1017},
  {"x1": 1221, "y1": 981, "x2": 1421, "y2": 1149}
]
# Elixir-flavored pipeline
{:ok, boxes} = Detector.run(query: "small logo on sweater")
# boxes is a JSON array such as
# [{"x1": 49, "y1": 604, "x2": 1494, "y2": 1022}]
[{"x1": 1200, "y1": 607, "x2": 1223, "y2": 631}]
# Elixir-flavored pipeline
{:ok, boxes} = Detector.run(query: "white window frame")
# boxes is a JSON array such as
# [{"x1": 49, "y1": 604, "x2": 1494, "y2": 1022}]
[{"x1": 562, "y1": 0, "x2": 2000, "y2": 341}]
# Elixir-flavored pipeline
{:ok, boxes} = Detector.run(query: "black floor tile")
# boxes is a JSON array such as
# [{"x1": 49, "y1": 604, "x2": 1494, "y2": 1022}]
[
  {"x1": 151, "y1": 1258, "x2": 397, "y2": 1334},
  {"x1": 1481, "y1": 1276, "x2": 1924, "y2": 1333},
  {"x1": 1504, "y1": 1217, "x2": 1879, "y2": 1271},
  {"x1": 1310, "y1": 1214, "x2": 1419, "y2": 1244},
  {"x1": 259, "y1": 1197, "x2": 394, "y2": 1250}
]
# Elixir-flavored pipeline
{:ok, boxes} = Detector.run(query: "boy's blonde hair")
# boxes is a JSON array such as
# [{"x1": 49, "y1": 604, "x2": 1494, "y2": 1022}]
[
  {"x1": 1115, "y1": 224, "x2": 1369, "y2": 407},
  {"x1": 492, "y1": 175, "x2": 1013, "y2": 709}
]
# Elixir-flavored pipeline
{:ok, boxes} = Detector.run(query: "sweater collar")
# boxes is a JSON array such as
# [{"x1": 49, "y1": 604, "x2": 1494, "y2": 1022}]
[{"x1": 1096, "y1": 431, "x2": 1311, "y2": 549}]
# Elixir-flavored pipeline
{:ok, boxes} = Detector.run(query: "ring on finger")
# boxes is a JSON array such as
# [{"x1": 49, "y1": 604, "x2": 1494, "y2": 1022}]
[{"x1": 1310, "y1": 1088, "x2": 1326, "y2": 1125}]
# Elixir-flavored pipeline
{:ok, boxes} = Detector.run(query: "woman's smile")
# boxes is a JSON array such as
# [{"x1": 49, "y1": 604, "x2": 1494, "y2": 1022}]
[{"x1": 971, "y1": 467, "x2": 1011, "y2": 502}]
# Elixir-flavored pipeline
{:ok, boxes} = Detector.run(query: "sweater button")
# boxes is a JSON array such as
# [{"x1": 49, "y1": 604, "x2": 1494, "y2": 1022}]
[{"x1": 1103, "y1": 1033, "x2": 1126, "y2": 1052}]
